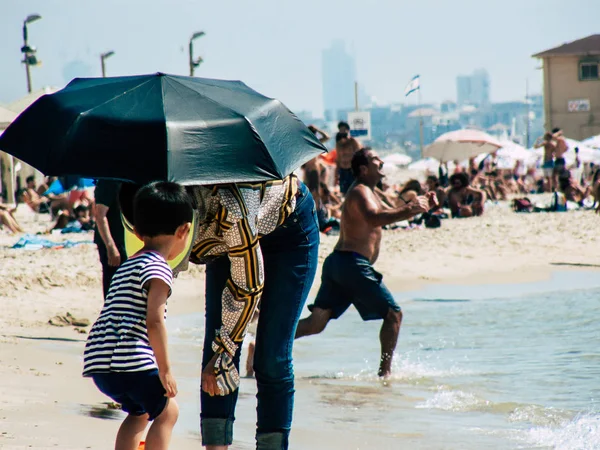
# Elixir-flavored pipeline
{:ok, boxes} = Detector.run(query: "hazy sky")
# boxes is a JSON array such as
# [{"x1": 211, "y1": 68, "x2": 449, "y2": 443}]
[{"x1": 2, "y1": 0, "x2": 599, "y2": 116}]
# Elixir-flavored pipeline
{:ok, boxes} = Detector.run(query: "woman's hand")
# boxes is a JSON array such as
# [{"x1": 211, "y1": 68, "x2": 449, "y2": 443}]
[{"x1": 201, "y1": 353, "x2": 221, "y2": 396}]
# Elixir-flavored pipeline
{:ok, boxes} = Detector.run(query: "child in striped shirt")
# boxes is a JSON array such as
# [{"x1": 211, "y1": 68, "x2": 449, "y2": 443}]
[{"x1": 83, "y1": 181, "x2": 193, "y2": 450}]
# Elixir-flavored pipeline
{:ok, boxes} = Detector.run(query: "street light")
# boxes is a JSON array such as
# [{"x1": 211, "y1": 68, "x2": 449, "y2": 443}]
[
  {"x1": 100, "y1": 51, "x2": 115, "y2": 78},
  {"x1": 189, "y1": 31, "x2": 205, "y2": 76},
  {"x1": 22, "y1": 14, "x2": 42, "y2": 93}
]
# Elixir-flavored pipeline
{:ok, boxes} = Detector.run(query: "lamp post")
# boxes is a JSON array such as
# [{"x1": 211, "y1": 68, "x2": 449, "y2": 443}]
[
  {"x1": 189, "y1": 31, "x2": 205, "y2": 76},
  {"x1": 22, "y1": 14, "x2": 42, "y2": 93},
  {"x1": 101, "y1": 51, "x2": 115, "y2": 78}
]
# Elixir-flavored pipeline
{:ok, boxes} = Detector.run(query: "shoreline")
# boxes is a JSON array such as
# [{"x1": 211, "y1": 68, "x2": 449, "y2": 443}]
[{"x1": 2, "y1": 203, "x2": 600, "y2": 448}]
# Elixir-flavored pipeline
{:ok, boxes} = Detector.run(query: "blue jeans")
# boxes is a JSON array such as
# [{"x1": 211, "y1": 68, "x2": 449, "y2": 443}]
[{"x1": 201, "y1": 182, "x2": 319, "y2": 449}]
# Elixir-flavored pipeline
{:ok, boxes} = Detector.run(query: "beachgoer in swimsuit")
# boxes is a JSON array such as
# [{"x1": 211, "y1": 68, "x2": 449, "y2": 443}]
[
  {"x1": 558, "y1": 170, "x2": 590, "y2": 205},
  {"x1": 535, "y1": 132, "x2": 556, "y2": 192},
  {"x1": 425, "y1": 176, "x2": 446, "y2": 210},
  {"x1": 302, "y1": 125, "x2": 331, "y2": 187},
  {"x1": 553, "y1": 128, "x2": 568, "y2": 179},
  {"x1": 447, "y1": 172, "x2": 486, "y2": 218},
  {"x1": 0, "y1": 204, "x2": 23, "y2": 234},
  {"x1": 336, "y1": 132, "x2": 361, "y2": 195},
  {"x1": 22, "y1": 175, "x2": 69, "y2": 215},
  {"x1": 397, "y1": 179, "x2": 423, "y2": 205},
  {"x1": 295, "y1": 148, "x2": 436, "y2": 378}
]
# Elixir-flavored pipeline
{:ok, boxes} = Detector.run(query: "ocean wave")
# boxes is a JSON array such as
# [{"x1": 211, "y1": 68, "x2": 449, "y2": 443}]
[
  {"x1": 416, "y1": 389, "x2": 491, "y2": 412},
  {"x1": 508, "y1": 404, "x2": 574, "y2": 427},
  {"x1": 515, "y1": 412, "x2": 600, "y2": 450},
  {"x1": 300, "y1": 356, "x2": 471, "y2": 384}
]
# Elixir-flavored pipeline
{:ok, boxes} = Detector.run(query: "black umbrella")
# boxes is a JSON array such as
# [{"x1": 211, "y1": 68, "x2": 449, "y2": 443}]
[{"x1": 0, "y1": 73, "x2": 326, "y2": 185}]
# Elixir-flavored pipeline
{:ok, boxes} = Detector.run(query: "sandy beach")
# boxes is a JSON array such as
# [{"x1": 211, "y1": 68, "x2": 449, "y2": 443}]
[{"x1": 1, "y1": 200, "x2": 599, "y2": 449}]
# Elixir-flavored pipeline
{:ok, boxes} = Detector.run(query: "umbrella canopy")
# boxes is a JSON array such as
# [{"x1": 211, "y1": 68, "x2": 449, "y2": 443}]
[
  {"x1": 407, "y1": 157, "x2": 455, "y2": 173},
  {"x1": 582, "y1": 135, "x2": 600, "y2": 149},
  {"x1": 382, "y1": 152, "x2": 412, "y2": 166},
  {"x1": 0, "y1": 73, "x2": 326, "y2": 185},
  {"x1": 424, "y1": 129, "x2": 502, "y2": 162}
]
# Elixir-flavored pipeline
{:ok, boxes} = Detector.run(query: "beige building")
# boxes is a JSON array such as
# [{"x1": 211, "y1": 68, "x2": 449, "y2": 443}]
[{"x1": 533, "y1": 34, "x2": 600, "y2": 140}]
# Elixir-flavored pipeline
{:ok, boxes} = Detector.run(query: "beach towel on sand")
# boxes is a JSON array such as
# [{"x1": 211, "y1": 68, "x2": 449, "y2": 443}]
[{"x1": 11, "y1": 234, "x2": 94, "y2": 250}]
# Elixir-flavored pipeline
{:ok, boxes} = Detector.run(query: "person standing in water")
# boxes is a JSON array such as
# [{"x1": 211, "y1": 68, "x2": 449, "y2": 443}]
[{"x1": 295, "y1": 148, "x2": 436, "y2": 377}]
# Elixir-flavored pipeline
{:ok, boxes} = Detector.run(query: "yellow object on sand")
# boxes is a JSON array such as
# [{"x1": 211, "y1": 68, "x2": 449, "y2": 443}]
[{"x1": 122, "y1": 213, "x2": 196, "y2": 269}]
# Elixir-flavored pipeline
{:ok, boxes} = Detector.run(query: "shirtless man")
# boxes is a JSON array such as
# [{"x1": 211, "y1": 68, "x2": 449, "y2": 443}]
[
  {"x1": 553, "y1": 128, "x2": 569, "y2": 181},
  {"x1": 295, "y1": 148, "x2": 435, "y2": 377},
  {"x1": 302, "y1": 125, "x2": 331, "y2": 187},
  {"x1": 535, "y1": 133, "x2": 556, "y2": 192},
  {"x1": 336, "y1": 133, "x2": 361, "y2": 195}
]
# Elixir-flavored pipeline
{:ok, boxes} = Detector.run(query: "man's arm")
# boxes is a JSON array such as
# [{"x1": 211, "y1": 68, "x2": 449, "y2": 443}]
[
  {"x1": 309, "y1": 125, "x2": 330, "y2": 144},
  {"x1": 95, "y1": 204, "x2": 121, "y2": 267},
  {"x1": 466, "y1": 187, "x2": 486, "y2": 204},
  {"x1": 351, "y1": 185, "x2": 428, "y2": 228}
]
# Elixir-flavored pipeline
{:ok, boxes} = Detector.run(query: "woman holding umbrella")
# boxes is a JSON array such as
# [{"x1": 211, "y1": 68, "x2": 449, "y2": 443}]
[{"x1": 186, "y1": 173, "x2": 318, "y2": 450}]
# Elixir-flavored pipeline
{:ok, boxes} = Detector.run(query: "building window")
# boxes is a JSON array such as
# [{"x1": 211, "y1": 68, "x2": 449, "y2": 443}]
[{"x1": 580, "y1": 61, "x2": 599, "y2": 81}]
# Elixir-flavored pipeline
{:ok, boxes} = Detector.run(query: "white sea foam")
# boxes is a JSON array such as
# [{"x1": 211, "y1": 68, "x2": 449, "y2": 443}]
[
  {"x1": 515, "y1": 413, "x2": 600, "y2": 450},
  {"x1": 416, "y1": 389, "x2": 490, "y2": 412}
]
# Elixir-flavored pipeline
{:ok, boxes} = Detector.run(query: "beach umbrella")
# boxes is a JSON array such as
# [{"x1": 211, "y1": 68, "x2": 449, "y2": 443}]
[
  {"x1": 0, "y1": 73, "x2": 326, "y2": 185},
  {"x1": 407, "y1": 157, "x2": 441, "y2": 172},
  {"x1": 382, "y1": 152, "x2": 412, "y2": 166},
  {"x1": 582, "y1": 135, "x2": 600, "y2": 149},
  {"x1": 424, "y1": 129, "x2": 502, "y2": 162}
]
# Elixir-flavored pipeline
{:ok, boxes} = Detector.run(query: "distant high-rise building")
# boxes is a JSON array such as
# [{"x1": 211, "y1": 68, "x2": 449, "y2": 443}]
[
  {"x1": 322, "y1": 40, "x2": 356, "y2": 117},
  {"x1": 456, "y1": 69, "x2": 490, "y2": 107}
]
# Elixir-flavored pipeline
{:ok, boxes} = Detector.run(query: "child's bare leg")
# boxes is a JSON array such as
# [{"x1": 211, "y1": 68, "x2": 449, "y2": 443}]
[
  {"x1": 115, "y1": 414, "x2": 148, "y2": 450},
  {"x1": 145, "y1": 399, "x2": 179, "y2": 450},
  {"x1": 245, "y1": 341, "x2": 255, "y2": 378}
]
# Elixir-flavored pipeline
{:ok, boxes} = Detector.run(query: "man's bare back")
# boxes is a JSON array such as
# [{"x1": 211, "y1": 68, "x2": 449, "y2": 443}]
[{"x1": 554, "y1": 132, "x2": 568, "y2": 158}]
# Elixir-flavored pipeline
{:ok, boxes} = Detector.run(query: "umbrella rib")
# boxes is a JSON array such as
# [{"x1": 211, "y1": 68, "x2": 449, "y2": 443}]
[
  {"x1": 170, "y1": 75, "x2": 271, "y2": 100},
  {"x1": 75, "y1": 78, "x2": 156, "y2": 117},
  {"x1": 167, "y1": 77, "x2": 249, "y2": 117}
]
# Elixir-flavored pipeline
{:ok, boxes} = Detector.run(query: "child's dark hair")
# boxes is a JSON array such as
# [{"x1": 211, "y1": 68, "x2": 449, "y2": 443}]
[{"x1": 133, "y1": 181, "x2": 193, "y2": 237}]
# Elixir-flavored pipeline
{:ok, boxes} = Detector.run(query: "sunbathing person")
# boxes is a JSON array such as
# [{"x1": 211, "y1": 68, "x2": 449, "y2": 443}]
[
  {"x1": 397, "y1": 179, "x2": 423, "y2": 205},
  {"x1": 51, "y1": 204, "x2": 95, "y2": 232},
  {"x1": 0, "y1": 204, "x2": 23, "y2": 234},
  {"x1": 447, "y1": 172, "x2": 486, "y2": 218},
  {"x1": 21, "y1": 176, "x2": 69, "y2": 216},
  {"x1": 425, "y1": 176, "x2": 447, "y2": 211},
  {"x1": 558, "y1": 170, "x2": 590, "y2": 205}
]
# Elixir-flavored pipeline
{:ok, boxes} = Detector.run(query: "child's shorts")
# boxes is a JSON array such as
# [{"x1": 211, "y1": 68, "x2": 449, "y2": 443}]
[{"x1": 92, "y1": 369, "x2": 167, "y2": 420}]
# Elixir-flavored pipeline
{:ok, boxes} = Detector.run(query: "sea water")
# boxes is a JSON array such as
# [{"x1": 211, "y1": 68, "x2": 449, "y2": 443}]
[{"x1": 165, "y1": 271, "x2": 600, "y2": 449}]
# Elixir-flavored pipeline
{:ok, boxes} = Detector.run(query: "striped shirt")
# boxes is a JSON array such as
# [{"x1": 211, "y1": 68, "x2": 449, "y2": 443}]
[{"x1": 82, "y1": 251, "x2": 173, "y2": 376}]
